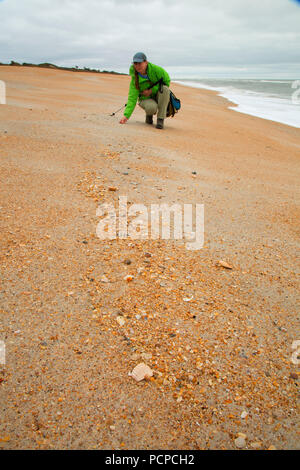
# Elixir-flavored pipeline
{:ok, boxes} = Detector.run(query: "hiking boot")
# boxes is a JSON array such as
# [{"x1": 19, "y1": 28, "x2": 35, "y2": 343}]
[
  {"x1": 156, "y1": 118, "x2": 164, "y2": 129},
  {"x1": 145, "y1": 115, "x2": 153, "y2": 125}
]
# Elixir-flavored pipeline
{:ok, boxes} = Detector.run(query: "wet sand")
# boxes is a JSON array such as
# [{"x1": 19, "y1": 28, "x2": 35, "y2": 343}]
[{"x1": 0, "y1": 66, "x2": 299, "y2": 450}]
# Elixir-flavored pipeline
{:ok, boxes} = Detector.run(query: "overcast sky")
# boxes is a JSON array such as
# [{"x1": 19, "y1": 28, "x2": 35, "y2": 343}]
[{"x1": 0, "y1": 0, "x2": 299, "y2": 78}]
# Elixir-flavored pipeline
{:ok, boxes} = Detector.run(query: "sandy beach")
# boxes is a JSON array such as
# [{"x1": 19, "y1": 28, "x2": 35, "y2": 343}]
[{"x1": 0, "y1": 65, "x2": 299, "y2": 450}]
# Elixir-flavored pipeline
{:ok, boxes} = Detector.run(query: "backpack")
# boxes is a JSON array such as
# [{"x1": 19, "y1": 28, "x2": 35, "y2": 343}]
[{"x1": 166, "y1": 90, "x2": 181, "y2": 118}]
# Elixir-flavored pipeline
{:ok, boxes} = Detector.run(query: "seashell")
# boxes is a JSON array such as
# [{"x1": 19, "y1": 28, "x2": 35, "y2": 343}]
[
  {"x1": 217, "y1": 260, "x2": 233, "y2": 269},
  {"x1": 124, "y1": 274, "x2": 134, "y2": 282},
  {"x1": 116, "y1": 316, "x2": 125, "y2": 327},
  {"x1": 183, "y1": 295, "x2": 194, "y2": 302},
  {"x1": 129, "y1": 363, "x2": 153, "y2": 382}
]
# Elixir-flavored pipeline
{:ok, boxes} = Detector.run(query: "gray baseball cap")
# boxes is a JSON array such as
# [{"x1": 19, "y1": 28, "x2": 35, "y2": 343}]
[{"x1": 132, "y1": 52, "x2": 147, "y2": 63}]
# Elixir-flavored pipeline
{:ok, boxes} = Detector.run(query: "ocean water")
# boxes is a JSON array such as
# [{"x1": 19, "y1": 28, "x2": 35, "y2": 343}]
[{"x1": 173, "y1": 78, "x2": 300, "y2": 128}]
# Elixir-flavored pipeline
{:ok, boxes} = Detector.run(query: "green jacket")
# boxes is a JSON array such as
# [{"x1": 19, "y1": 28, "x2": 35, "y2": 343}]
[{"x1": 124, "y1": 62, "x2": 171, "y2": 119}]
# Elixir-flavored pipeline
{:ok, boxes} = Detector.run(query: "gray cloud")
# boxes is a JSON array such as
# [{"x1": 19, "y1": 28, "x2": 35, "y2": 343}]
[{"x1": 0, "y1": 0, "x2": 299, "y2": 77}]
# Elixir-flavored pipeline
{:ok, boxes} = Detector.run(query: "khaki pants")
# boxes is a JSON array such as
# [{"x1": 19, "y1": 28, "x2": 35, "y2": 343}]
[{"x1": 139, "y1": 85, "x2": 170, "y2": 119}]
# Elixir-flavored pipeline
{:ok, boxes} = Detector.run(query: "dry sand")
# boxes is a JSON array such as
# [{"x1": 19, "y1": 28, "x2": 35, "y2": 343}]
[{"x1": 0, "y1": 66, "x2": 299, "y2": 450}]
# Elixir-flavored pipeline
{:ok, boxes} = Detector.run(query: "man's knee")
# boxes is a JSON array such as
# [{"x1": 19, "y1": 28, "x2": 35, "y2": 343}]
[
  {"x1": 159, "y1": 85, "x2": 170, "y2": 97},
  {"x1": 142, "y1": 99, "x2": 158, "y2": 115}
]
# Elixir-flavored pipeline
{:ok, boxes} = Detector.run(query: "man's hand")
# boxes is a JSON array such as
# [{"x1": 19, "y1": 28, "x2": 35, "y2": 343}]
[
  {"x1": 119, "y1": 116, "x2": 128, "y2": 124},
  {"x1": 142, "y1": 89, "x2": 152, "y2": 97}
]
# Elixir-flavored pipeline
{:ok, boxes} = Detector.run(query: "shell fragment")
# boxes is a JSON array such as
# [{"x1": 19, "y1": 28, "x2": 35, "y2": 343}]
[{"x1": 129, "y1": 363, "x2": 153, "y2": 382}]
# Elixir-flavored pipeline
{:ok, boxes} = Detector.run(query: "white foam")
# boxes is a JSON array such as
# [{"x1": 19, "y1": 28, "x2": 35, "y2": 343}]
[
  {"x1": 174, "y1": 80, "x2": 300, "y2": 129},
  {"x1": 221, "y1": 90, "x2": 300, "y2": 128}
]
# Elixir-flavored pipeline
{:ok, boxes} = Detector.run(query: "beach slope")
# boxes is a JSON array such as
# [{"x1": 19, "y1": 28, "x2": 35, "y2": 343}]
[{"x1": 0, "y1": 66, "x2": 299, "y2": 450}]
